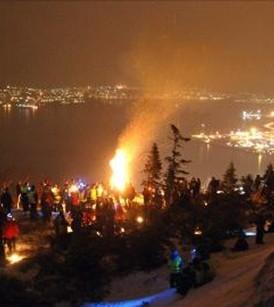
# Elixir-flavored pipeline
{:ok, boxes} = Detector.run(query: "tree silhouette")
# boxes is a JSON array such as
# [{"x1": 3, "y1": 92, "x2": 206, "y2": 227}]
[
  {"x1": 164, "y1": 124, "x2": 191, "y2": 204},
  {"x1": 240, "y1": 174, "x2": 253, "y2": 195},
  {"x1": 222, "y1": 162, "x2": 237, "y2": 193},
  {"x1": 143, "y1": 142, "x2": 162, "y2": 190},
  {"x1": 263, "y1": 163, "x2": 274, "y2": 204}
]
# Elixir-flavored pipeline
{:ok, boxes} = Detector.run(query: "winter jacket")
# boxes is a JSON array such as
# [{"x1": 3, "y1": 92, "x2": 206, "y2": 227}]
[
  {"x1": 71, "y1": 193, "x2": 80, "y2": 206},
  {"x1": 169, "y1": 255, "x2": 183, "y2": 273},
  {"x1": 3, "y1": 221, "x2": 19, "y2": 239},
  {"x1": 28, "y1": 191, "x2": 37, "y2": 205}
]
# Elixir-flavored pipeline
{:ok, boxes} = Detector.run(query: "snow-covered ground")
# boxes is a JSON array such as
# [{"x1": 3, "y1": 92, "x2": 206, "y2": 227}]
[
  {"x1": 85, "y1": 234, "x2": 274, "y2": 307},
  {"x1": 1, "y1": 210, "x2": 53, "y2": 274},
  {"x1": 6, "y1": 210, "x2": 274, "y2": 307}
]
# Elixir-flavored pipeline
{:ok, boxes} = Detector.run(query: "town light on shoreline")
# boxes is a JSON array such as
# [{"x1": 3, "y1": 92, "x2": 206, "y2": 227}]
[{"x1": 110, "y1": 148, "x2": 129, "y2": 192}]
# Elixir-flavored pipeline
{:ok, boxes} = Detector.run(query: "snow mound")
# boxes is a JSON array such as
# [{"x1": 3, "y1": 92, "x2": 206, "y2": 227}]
[
  {"x1": 85, "y1": 234, "x2": 274, "y2": 307},
  {"x1": 253, "y1": 252, "x2": 274, "y2": 306},
  {"x1": 83, "y1": 289, "x2": 176, "y2": 307},
  {"x1": 105, "y1": 267, "x2": 169, "y2": 301}
]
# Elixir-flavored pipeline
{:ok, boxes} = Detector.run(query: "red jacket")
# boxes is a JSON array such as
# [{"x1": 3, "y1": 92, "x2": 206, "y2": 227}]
[
  {"x1": 71, "y1": 193, "x2": 80, "y2": 206},
  {"x1": 3, "y1": 221, "x2": 20, "y2": 239}
]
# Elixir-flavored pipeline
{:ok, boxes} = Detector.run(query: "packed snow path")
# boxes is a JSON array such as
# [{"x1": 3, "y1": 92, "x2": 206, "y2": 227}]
[
  {"x1": 85, "y1": 234, "x2": 274, "y2": 307},
  {"x1": 84, "y1": 289, "x2": 177, "y2": 307}
]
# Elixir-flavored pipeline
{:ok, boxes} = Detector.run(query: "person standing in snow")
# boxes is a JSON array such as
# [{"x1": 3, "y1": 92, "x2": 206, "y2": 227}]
[
  {"x1": 255, "y1": 214, "x2": 265, "y2": 245},
  {"x1": 0, "y1": 207, "x2": 6, "y2": 264},
  {"x1": 28, "y1": 185, "x2": 38, "y2": 220},
  {"x1": 1, "y1": 187, "x2": 13, "y2": 214},
  {"x1": 21, "y1": 182, "x2": 30, "y2": 212},
  {"x1": 168, "y1": 248, "x2": 184, "y2": 288},
  {"x1": 41, "y1": 185, "x2": 54, "y2": 223},
  {"x1": 54, "y1": 211, "x2": 68, "y2": 237},
  {"x1": 3, "y1": 214, "x2": 19, "y2": 255}
]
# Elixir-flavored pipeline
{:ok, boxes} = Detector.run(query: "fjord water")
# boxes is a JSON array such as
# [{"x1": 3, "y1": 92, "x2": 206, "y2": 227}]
[{"x1": 0, "y1": 101, "x2": 272, "y2": 186}]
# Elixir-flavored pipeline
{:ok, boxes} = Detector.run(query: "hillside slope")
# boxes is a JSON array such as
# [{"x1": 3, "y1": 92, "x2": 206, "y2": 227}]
[{"x1": 87, "y1": 234, "x2": 274, "y2": 307}]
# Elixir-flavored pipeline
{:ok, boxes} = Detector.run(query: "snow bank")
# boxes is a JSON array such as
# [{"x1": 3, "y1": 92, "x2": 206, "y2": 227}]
[
  {"x1": 253, "y1": 251, "x2": 274, "y2": 306},
  {"x1": 85, "y1": 234, "x2": 274, "y2": 307},
  {"x1": 83, "y1": 289, "x2": 176, "y2": 307}
]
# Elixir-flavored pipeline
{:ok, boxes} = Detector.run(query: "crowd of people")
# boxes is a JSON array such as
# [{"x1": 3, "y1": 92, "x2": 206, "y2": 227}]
[
  {"x1": 0, "y1": 175, "x2": 205, "y2": 263},
  {"x1": 143, "y1": 176, "x2": 202, "y2": 208},
  {"x1": 207, "y1": 172, "x2": 274, "y2": 200},
  {"x1": 0, "y1": 176, "x2": 205, "y2": 242},
  {"x1": 0, "y1": 179, "x2": 141, "y2": 256},
  {"x1": 0, "y1": 164, "x2": 272, "y2": 264}
]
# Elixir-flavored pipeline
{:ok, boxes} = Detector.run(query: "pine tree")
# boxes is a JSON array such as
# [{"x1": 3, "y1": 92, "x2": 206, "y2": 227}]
[
  {"x1": 164, "y1": 124, "x2": 191, "y2": 204},
  {"x1": 241, "y1": 174, "x2": 253, "y2": 195},
  {"x1": 222, "y1": 162, "x2": 237, "y2": 193},
  {"x1": 263, "y1": 163, "x2": 274, "y2": 202},
  {"x1": 143, "y1": 142, "x2": 162, "y2": 190},
  {"x1": 264, "y1": 163, "x2": 274, "y2": 183}
]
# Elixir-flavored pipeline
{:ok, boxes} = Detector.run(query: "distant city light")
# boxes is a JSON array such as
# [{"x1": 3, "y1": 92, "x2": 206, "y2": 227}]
[
  {"x1": 242, "y1": 110, "x2": 261, "y2": 121},
  {"x1": 193, "y1": 110, "x2": 274, "y2": 155}
]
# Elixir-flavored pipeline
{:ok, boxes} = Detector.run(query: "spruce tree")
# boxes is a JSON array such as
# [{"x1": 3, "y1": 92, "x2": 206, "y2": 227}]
[
  {"x1": 263, "y1": 163, "x2": 274, "y2": 202},
  {"x1": 164, "y1": 124, "x2": 191, "y2": 204},
  {"x1": 264, "y1": 163, "x2": 274, "y2": 184},
  {"x1": 222, "y1": 162, "x2": 237, "y2": 193},
  {"x1": 143, "y1": 142, "x2": 162, "y2": 190},
  {"x1": 241, "y1": 174, "x2": 253, "y2": 195}
]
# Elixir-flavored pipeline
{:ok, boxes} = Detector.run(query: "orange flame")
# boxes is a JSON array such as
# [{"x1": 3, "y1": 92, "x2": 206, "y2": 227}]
[{"x1": 110, "y1": 149, "x2": 129, "y2": 192}]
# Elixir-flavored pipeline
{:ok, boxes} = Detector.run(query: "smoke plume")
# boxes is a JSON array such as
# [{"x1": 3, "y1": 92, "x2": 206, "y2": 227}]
[{"x1": 118, "y1": 29, "x2": 187, "y2": 181}]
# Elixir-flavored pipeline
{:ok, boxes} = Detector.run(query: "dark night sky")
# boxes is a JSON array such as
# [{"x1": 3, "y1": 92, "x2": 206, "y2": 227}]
[{"x1": 1, "y1": 1, "x2": 274, "y2": 92}]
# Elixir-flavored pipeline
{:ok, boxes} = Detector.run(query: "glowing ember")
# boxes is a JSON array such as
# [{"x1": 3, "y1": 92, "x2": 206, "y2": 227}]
[
  {"x1": 67, "y1": 226, "x2": 73, "y2": 233},
  {"x1": 136, "y1": 216, "x2": 144, "y2": 224},
  {"x1": 194, "y1": 227, "x2": 203, "y2": 236},
  {"x1": 110, "y1": 149, "x2": 129, "y2": 192},
  {"x1": 7, "y1": 253, "x2": 24, "y2": 264}
]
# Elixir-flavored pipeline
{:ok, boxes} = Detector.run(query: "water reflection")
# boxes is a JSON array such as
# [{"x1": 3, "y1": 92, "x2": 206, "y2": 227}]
[
  {"x1": 0, "y1": 103, "x2": 272, "y2": 183},
  {"x1": 2, "y1": 104, "x2": 12, "y2": 115},
  {"x1": 18, "y1": 107, "x2": 38, "y2": 123},
  {"x1": 206, "y1": 143, "x2": 210, "y2": 157},
  {"x1": 257, "y1": 154, "x2": 263, "y2": 174}
]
